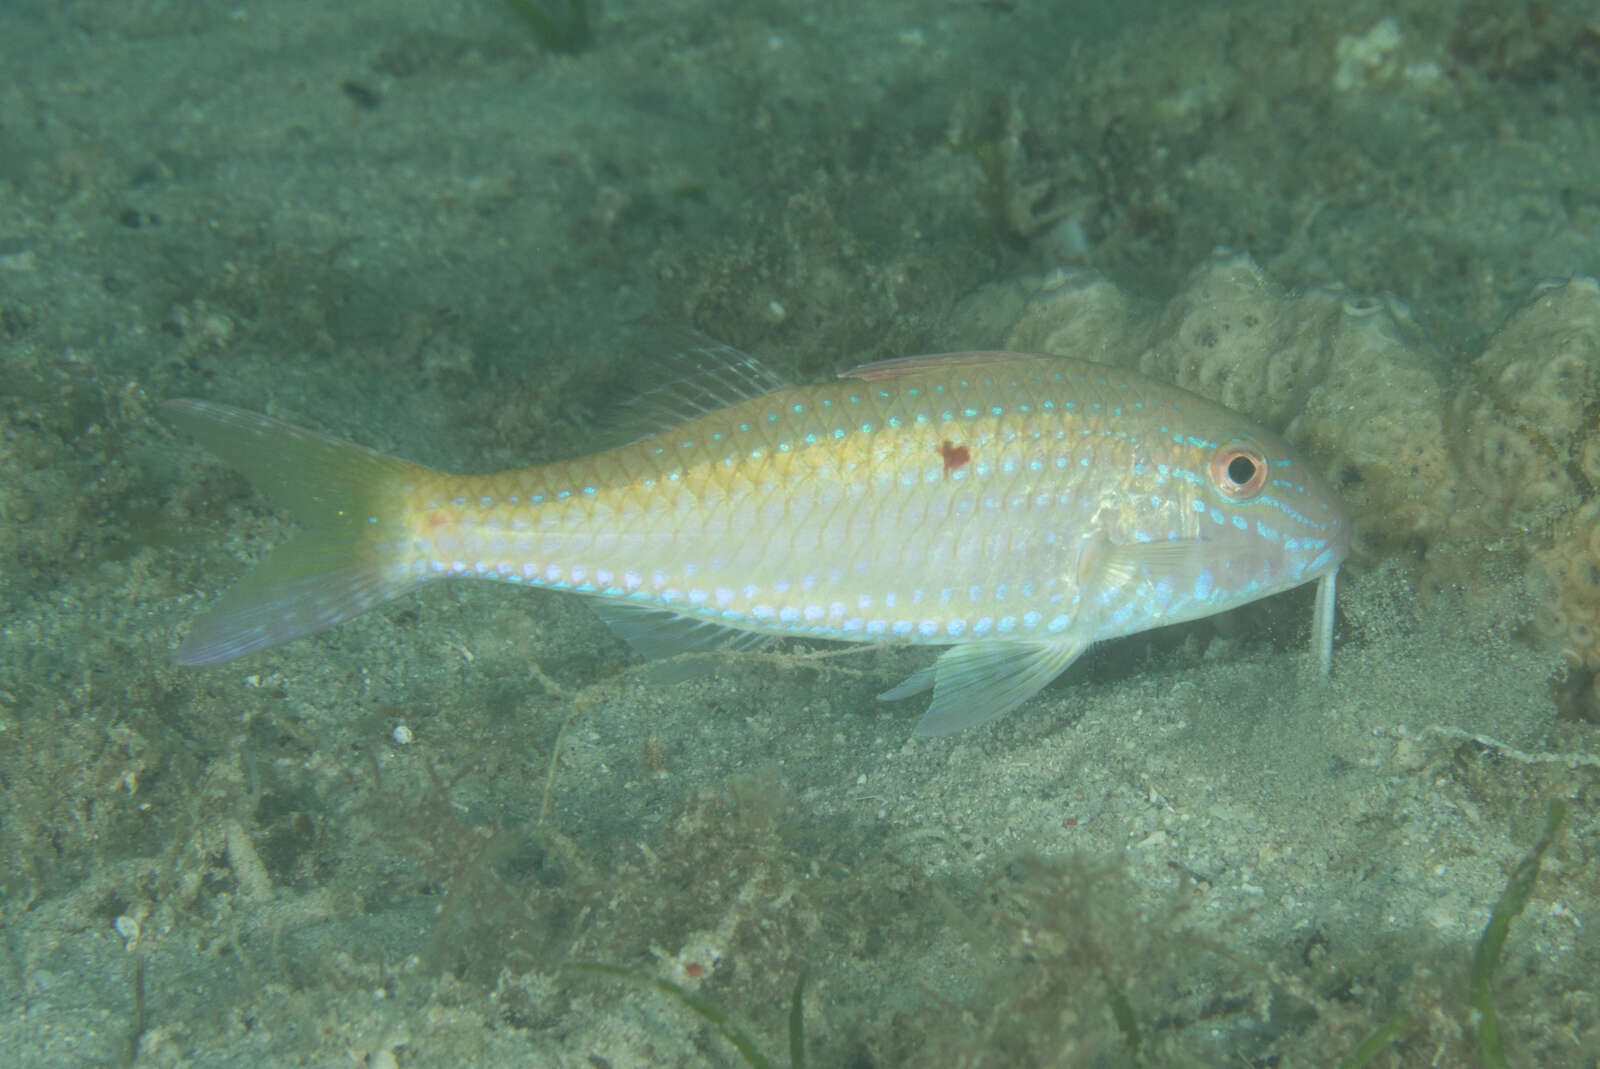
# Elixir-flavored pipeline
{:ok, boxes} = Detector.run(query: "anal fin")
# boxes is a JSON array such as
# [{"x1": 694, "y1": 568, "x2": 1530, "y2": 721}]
[{"x1": 590, "y1": 599, "x2": 771, "y2": 682}]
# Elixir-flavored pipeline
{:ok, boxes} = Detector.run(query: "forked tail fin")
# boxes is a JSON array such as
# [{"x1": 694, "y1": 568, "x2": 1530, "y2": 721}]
[{"x1": 162, "y1": 400, "x2": 432, "y2": 665}]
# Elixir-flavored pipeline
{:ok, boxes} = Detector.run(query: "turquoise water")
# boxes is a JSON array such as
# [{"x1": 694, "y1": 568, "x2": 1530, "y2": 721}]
[{"x1": 2, "y1": 0, "x2": 1596, "y2": 1064}]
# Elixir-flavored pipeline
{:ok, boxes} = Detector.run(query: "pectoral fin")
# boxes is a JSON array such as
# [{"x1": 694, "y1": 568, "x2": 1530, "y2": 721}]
[
  {"x1": 880, "y1": 640, "x2": 1088, "y2": 737},
  {"x1": 1077, "y1": 531, "x2": 1211, "y2": 594}
]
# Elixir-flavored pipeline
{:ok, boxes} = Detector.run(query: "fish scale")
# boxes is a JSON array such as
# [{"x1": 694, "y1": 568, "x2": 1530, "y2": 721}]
[{"x1": 162, "y1": 348, "x2": 1350, "y2": 735}]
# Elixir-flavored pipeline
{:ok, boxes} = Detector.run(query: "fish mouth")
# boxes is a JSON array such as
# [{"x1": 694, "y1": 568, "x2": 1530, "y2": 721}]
[
  {"x1": 1324, "y1": 503, "x2": 1356, "y2": 563},
  {"x1": 1308, "y1": 515, "x2": 1354, "y2": 581}
]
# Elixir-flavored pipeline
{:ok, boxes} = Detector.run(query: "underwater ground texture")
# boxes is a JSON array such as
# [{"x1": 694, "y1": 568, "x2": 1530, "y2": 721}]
[{"x1": 2, "y1": 0, "x2": 1599, "y2": 1065}]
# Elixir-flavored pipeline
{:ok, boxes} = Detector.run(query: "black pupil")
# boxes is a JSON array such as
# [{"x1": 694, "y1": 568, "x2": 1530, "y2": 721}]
[{"x1": 1226, "y1": 454, "x2": 1257, "y2": 486}]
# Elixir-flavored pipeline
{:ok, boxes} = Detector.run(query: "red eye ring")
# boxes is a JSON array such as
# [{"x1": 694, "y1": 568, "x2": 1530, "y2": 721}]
[{"x1": 1210, "y1": 441, "x2": 1268, "y2": 499}]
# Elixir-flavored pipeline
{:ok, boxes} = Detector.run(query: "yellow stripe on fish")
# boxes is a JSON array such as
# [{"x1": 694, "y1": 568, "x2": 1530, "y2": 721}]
[{"x1": 162, "y1": 348, "x2": 1350, "y2": 735}]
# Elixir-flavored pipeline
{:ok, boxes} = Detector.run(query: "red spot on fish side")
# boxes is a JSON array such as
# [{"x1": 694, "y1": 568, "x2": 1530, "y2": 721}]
[{"x1": 939, "y1": 440, "x2": 970, "y2": 474}]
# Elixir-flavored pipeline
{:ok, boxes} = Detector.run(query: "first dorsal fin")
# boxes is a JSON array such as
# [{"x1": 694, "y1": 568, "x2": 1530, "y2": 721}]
[
  {"x1": 606, "y1": 332, "x2": 792, "y2": 444},
  {"x1": 838, "y1": 350, "x2": 1054, "y2": 382}
]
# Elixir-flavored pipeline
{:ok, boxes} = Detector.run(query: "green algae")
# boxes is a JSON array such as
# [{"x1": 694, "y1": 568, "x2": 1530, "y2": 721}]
[
  {"x1": 498, "y1": 0, "x2": 591, "y2": 54},
  {"x1": 1470, "y1": 799, "x2": 1569, "y2": 1068},
  {"x1": 570, "y1": 962, "x2": 808, "y2": 1069},
  {"x1": 1330, "y1": 797, "x2": 1571, "y2": 1068},
  {"x1": 1335, "y1": 1011, "x2": 1413, "y2": 1069}
]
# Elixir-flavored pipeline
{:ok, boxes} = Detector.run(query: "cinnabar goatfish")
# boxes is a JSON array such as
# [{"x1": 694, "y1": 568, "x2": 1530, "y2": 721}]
[{"x1": 163, "y1": 346, "x2": 1350, "y2": 735}]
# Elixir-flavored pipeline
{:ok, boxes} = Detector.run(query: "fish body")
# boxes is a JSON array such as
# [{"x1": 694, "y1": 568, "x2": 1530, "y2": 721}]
[{"x1": 164, "y1": 349, "x2": 1350, "y2": 735}]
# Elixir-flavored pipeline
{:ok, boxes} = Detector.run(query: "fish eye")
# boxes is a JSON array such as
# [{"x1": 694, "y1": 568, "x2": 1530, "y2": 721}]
[{"x1": 1210, "y1": 441, "x2": 1268, "y2": 499}]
